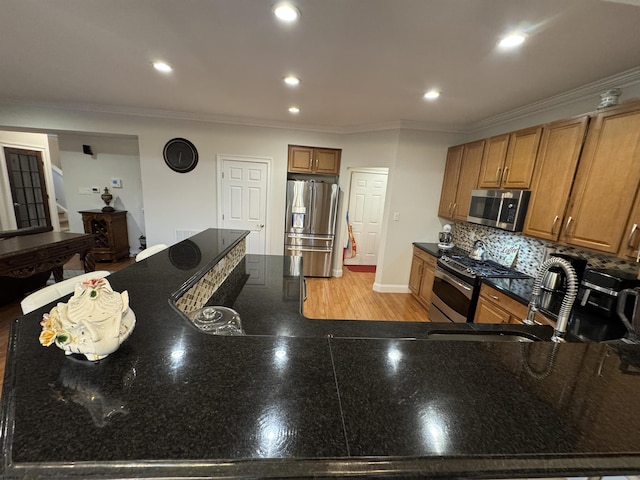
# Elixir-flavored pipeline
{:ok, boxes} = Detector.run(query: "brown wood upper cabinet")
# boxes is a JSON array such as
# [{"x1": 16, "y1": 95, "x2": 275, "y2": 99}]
[
  {"x1": 560, "y1": 102, "x2": 640, "y2": 254},
  {"x1": 288, "y1": 145, "x2": 341, "y2": 175},
  {"x1": 477, "y1": 126, "x2": 542, "y2": 189},
  {"x1": 438, "y1": 140, "x2": 484, "y2": 220},
  {"x1": 523, "y1": 116, "x2": 589, "y2": 242}
]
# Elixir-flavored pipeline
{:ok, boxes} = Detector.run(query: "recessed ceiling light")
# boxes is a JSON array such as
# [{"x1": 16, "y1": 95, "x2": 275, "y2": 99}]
[
  {"x1": 423, "y1": 90, "x2": 440, "y2": 100},
  {"x1": 288, "y1": 106, "x2": 300, "y2": 114},
  {"x1": 273, "y1": 2, "x2": 300, "y2": 22},
  {"x1": 153, "y1": 61, "x2": 173, "y2": 73},
  {"x1": 499, "y1": 34, "x2": 526, "y2": 48},
  {"x1": 283, "y1": 75, "x2": 300, "y2": 86}
]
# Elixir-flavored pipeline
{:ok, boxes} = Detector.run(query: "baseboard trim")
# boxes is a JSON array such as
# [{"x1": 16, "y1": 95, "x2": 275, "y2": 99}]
[{"x1": 373, "y1": 283, "x2": 411, "y2": 293}]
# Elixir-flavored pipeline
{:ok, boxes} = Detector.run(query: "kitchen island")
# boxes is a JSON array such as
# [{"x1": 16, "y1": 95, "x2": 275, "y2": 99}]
[{"x1": 2, "y1": 229, "x2": 640, "y2": 479}]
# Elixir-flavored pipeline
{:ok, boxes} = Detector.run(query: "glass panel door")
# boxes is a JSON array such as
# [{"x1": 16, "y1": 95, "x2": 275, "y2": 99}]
[{"x1": 3, "y1": 147, "x2": 52, "y2": 228}]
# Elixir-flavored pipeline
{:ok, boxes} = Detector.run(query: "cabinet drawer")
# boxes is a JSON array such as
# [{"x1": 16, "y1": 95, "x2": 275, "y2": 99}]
[
  {"x1": 412, "y1": 246, "x2": 436, "y2": 266},
  {"x1": 479, "y1": 284, "x2": 528, "y2": 319}
]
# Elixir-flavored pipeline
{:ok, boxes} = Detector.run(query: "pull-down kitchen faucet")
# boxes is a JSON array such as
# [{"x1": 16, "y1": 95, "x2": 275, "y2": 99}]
[{"x1": 523, "y1": 257, "x2": 579, "y2": 342}]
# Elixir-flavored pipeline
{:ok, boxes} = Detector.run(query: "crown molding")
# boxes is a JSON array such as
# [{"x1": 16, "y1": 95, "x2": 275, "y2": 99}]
[
  {"x1": 339, "y1": 119, "x2": 465, "y2": 135},
  {"x1": 467, "y1": 66, "x2": 640, "y2": 133},
  {"x1": 3, "y1": 66, "x2": 640, "y2": 136},
  {"x1": 0, "y1": 98, "x2": 349, "y2": 135}
]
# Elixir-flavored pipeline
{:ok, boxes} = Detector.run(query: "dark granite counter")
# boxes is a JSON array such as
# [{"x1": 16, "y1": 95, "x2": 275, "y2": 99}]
[
  {"x1": 484, "y1": 277, "x2": 633, "y2": 343},
  {"x1": 3, "y1": 230, "x2": 640, "y2": 479},
  {"x1": 413, "y1": 241, "x2": 468, "y2": 258}
]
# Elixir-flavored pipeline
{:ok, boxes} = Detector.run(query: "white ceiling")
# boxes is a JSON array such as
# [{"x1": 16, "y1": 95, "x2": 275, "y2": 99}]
[{"x1": 2, "y1": 0, "x2": 640, "y2": 131}]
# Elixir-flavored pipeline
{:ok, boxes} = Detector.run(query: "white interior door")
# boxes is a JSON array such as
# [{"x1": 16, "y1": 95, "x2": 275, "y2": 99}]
[
  {"x1": 344, "y1": 171, "x2": 388, "y2": 266},
  {"x1": 220, "y1": 158, "x2": 268, "y2": 255}
]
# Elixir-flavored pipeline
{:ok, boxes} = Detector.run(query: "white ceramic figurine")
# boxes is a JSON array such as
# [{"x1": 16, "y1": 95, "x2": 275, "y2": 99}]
[{"x1": 39, "y1": 278, "x2": 135, "y2": 361}]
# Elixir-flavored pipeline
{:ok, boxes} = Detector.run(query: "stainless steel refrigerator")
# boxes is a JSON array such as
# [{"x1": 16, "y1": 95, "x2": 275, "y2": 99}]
[{"x1": 284, "y1": 180, "x2": 339, "y2": 277}]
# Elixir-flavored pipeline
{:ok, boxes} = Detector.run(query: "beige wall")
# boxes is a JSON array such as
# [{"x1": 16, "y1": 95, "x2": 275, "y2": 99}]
[{"x1": 375, "y1": 128, "x2": 462, "y2": 291}]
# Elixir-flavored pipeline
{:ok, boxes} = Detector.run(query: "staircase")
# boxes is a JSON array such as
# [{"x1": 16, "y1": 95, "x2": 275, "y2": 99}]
[
  {"x1": 57, "y1": 204, "x2": 70, "y2": 232},
  {"x1": 52, "y1": 165, "x2": 69, "y2": 232}
]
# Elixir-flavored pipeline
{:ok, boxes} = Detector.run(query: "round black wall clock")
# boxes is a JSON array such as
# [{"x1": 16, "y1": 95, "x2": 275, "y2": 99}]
[{"x1": 163, "y1": 138, "x2": 199, "y2": 173}]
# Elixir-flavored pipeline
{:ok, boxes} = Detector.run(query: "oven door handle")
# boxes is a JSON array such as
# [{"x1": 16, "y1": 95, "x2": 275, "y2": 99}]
[{"x1": 435, "y1": 267, "x2": 473, "y2": 293}]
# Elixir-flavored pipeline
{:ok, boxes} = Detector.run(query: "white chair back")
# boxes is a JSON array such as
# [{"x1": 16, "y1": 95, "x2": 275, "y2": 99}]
[
  {"x1": 135, "y1": 244, "x2": 168, "y2": 262},
  {"x1": 21, "y1": 271, "x2": 111, "y2": 314}
]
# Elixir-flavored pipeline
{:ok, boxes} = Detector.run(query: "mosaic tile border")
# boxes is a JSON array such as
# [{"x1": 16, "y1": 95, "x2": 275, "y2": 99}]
[
  {"x1": 450, "y1": 221, "x2": 639, "y2": 277},
  {"x1": 174, "y1": 239, "x2": 246, "y2": 314}
]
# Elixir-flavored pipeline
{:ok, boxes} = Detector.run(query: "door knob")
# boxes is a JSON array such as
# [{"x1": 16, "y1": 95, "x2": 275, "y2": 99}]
[{"x1": 257, "y1": 224, "x2": 265, "y2": 229}]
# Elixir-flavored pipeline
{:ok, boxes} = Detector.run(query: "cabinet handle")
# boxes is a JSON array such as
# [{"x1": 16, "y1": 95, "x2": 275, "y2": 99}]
[
  {"x1": 448, "y1": 202, "x2": 453, "y2": 215},
  {"x1": 565, "y1": 216, "x2": 574, "y2": 234},
  {"x1": 551, "y1": 215, "x2": 559, "y2": 235},
  {"x1": 315, "y1": 158, "x2": 319, "y2": 170},
  {"x1": 501, "y1": 166, "x2": 509, "y2": 185},
  {"x1": 496, "y1": 167, "x2": 501, "y2": 183},
  {"x1": 489, "y1": 294, "x2": 499, "y2": 301},
  {"x1": 452, "y1": 203, "x2": 457, "y2": 216},
  {"x1": 309, "y1": 158, "x2": 313, "y2": 169},
  {"x1": 628, "y1": 223, "x2": 638, "y2": 248}
]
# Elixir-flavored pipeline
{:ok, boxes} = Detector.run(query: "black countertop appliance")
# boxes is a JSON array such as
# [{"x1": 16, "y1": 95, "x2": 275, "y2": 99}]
[
  {"x1": 579, "y1": 268, "x2": 640, "y2": 318},
  {"x1": 570, "y1": 268, "x2": 640, "y2": 342},
  {"x1": 541, "y1": 253, "x2": 587, "y2": 292}
]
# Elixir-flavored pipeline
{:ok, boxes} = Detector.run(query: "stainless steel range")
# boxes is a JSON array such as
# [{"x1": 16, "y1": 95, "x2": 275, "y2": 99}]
[{"x1": 429, "y1": 253, "x2": 530, "y2": 323}]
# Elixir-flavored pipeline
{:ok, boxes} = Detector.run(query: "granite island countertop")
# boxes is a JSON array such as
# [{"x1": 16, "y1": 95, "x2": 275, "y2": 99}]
[{"x1": 2, "y1": 231, "x2": 640, "y2": 479}]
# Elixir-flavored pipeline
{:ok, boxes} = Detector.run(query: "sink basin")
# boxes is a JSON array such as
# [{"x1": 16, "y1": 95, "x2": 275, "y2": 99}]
[{"x1": 426, "y1": 331, "x2": 539, "y2": 342}]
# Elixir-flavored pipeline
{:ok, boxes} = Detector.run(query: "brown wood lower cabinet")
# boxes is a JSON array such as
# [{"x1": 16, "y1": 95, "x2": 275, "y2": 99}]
[
  {"x1": 409, "y1": 247, "x2": 436, "y2": 309},
  {"x1": 474, "y1": 283, "x2": 554, "y2": 326}
]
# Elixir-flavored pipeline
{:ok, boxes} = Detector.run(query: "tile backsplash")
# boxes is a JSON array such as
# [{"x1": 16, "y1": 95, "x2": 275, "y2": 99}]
[{"x1": 450, "y1": 221, "x2": 639, "y2": 277}]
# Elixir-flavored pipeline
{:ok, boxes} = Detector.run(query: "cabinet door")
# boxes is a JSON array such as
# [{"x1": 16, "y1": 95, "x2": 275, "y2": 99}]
[
  {"x1": 408, "y1": 254, "x2": 423, "y2": 295},
  {"x1": 477, "y1": 134, "x2": 509, "y2": 188},
  {"x1": 502, "y1": 126, "x2": 542, "y2": 188},
  {"x1": 288, "y1": 145, "x2": 314, "y2": 173},
  {"x1": 452, "y1": 140, "x2": 484, "y2": 221},
  {"x1": 562, "y1": 104, "x2": 640, "y2": 253},
  {"x1": 418, "y1": 259, "x2": 435, "y2": 306},
  {"x1": 437, "y1": 145, "x2": 463, "y2": 219},
  {"x1": 619, "y1": 191, "x2": 640, "y2": 261},
  {"x1": 474, "y1": 296, "x2": 510, "y2": 324},
  {"x1": 314, "y1": 148, "x2": 341, "y2": 175},
  {"x1": 523, "y1": 116, "x2": 589, "y2": 241}
]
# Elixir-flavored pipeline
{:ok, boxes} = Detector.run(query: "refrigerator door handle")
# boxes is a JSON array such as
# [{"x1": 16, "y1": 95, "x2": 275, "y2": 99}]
[
  {"x1": 287, "y1": 234, "x2": 332, "y2": 240},
  {"x1": 287, "y1": 247, "x2": 333, "y2": 253}
]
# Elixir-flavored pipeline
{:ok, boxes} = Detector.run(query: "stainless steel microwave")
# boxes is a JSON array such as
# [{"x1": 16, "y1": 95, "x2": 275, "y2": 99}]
[{"x1": 467, "y1": 189, "x2": 530, "y2": 232}]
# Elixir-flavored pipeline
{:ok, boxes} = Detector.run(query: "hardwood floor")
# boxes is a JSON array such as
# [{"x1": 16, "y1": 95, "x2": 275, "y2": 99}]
[
  {"x1": 304, "y1": 268, "x2": 430, "y2": 322},
  {"x1": 0, "y1": 254, "x2": 135, "y2": 396}
]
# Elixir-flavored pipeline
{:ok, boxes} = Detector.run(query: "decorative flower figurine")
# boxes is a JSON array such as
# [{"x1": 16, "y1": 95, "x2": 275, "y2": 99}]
[{"x1": 39, "y1": 278, "x2": 135, "y2": 361}]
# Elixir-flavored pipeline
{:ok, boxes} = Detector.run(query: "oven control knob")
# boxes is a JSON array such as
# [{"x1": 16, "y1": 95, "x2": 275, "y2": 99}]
[
  {"x1": 441, "y1": 256, "x2": 449, "y2": 262},
  {"x1": 467, "y1": 268, "x2": 475, "y2": 275}
]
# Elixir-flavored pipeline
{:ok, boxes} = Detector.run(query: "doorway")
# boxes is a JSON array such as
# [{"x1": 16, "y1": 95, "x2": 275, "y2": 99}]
[
  {"x1": 3, "y1": 147, "x2": 52, "y2": 228},
  {"x1": 344, "y1": 169, "x2": 388, "y2": 267},
  {"x1": 217, "y1": 155, "x2": 270, "y2": 255}
]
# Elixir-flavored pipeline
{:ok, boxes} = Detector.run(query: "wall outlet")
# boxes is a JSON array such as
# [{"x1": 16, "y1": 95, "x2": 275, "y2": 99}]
[
  {"x1": 393, "y1": 212, "x2": 400, "y2": 221},
  {"x1": 91, "y1": 186, "x2": 101, "y2": 193}
]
